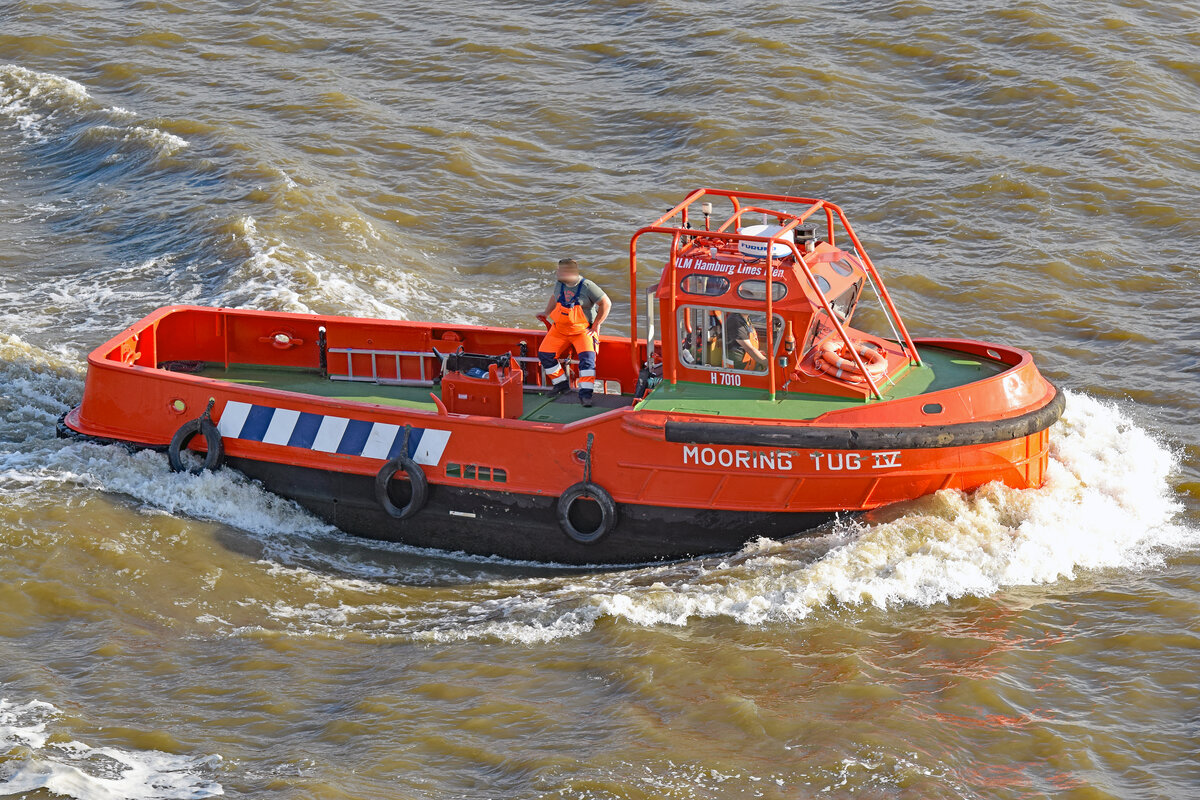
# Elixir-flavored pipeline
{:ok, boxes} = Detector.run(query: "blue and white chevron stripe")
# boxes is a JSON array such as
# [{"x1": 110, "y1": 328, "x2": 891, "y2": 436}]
[{"x1": 216, "y1": 401, "x2": 450, "y2": 466}]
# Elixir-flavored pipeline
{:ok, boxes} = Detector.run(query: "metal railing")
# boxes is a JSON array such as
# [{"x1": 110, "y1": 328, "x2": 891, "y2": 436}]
[
  {"x1": 628, "y1": 188, "x2": 922, "y2": 401},
  {"x1": 328, "y1": 347, "x2": 594, "y2": 394}
]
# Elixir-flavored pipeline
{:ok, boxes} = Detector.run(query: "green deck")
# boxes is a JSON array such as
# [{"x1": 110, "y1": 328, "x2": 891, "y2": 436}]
[
  {"x1": 194, "y1": 365, "x2": 627, "y2": 423},
  {"x1": 192, "y1": 345, "x2": 1003, "y2": 425},
  {"x1": 635, "y1": 345, "x2": 1007, "y2": 420}
]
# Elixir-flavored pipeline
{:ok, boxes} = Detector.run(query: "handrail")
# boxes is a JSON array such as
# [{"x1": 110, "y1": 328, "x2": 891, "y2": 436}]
[
  {"x1": 716, "y1": 201, "x2": 825, "y2": 234},
  {"x1": 649, "y1": 189, "x2": 708, "y2": 229},
  {"x1": 827, "y1": 201, "x2": 921, "y2": 365},
  {"x1": 761, "y1": 215, "x2": 803, "y2": 398},
  {"x1": 629, "y1": 188, "x2": 830, "y2": 377},
  {"x1": 629, "y1": 223, "x2": 886, "y2": 399},
  {"x1": 667, "y1": 230, "x2": 681, "y2": 386},
  {"x1": 627, "y1": 189, "x2": 921, "y2": 390}
]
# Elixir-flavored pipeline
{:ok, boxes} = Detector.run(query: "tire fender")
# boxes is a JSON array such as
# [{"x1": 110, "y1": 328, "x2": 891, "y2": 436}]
[
  {"x1": 167, "y1": 416, "x2": 224, "y2": 474},
  {"x1": 375, "y1": 455, "x2": 429, "y2": 520},
  {"x1": 556, "y1": 481, "x2": 618, "y2": 545}
]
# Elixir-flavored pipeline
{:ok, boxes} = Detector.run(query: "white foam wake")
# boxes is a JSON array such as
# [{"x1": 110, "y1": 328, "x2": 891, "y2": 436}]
[
  {"x1": 0, "y1": 332, "x2": 332, "y2": 539},
  {"x1": 412, "y1": 390, "x2": 1195, "y2": 643},
  {"x1": 0, "y1": 697, "x2": 222, "y2": 799}
]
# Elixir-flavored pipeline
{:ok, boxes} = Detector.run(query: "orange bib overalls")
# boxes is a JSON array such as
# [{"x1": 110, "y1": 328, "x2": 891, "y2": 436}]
[{"x1": 538, "y1": 281, "x2": 598, "y2": 398}]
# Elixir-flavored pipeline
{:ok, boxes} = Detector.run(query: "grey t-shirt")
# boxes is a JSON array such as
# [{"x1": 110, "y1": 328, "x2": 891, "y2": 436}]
[{"x1": 553, "y1": 278, "x2": 607, "y2": 324}]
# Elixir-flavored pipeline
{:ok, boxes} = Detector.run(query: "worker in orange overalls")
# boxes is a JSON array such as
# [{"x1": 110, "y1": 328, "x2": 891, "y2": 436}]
[
  {"x1": 725, "y1": 313, "x2": 768, "y2": 371},
  {"x1": 537, "y1": 258, "x2": 611, "y2": 407}
]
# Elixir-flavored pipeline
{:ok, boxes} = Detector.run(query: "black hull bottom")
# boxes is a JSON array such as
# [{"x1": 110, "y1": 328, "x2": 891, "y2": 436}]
[{"x1": 228, "y1": 457, "x2": 835, "y2": 566}]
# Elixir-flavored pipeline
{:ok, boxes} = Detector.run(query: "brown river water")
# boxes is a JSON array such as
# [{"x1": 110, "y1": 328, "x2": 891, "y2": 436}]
[{"x1": 1, "y1": 1, "x2": 1198, "y2": 798}]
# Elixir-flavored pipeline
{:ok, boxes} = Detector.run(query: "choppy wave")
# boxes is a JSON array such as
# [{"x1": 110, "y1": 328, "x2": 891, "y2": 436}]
[
  {"x1": 214, "y1": 215, "x2": 535, "y2": 324},
  {"x1": 0, "y1": 65, "x2": 92, "y2": 142},
  {"x1": 1, "y1": 65, "x2": 543, "y2": 352},
  {"x1": 0, "y1": 64, "x2": 187, "y2": 158},
  {"x1": 88, "y1": 124, "x2": 189, "y2": 161},
  {"x1": 0, "y1": 696, "x2": 222, "y2": 799}
]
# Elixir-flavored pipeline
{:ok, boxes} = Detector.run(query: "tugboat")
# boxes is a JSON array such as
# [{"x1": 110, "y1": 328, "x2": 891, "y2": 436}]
[{"x1": 60, "y1": 189, "x2": 1063, "y2": 565}]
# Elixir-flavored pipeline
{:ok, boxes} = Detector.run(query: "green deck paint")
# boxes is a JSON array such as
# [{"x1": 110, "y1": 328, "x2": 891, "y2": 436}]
[
  {"x1": 195, "y1": 346, "x2": 999, "y2": 424},
  {"x1": 636, "y1": 346, "x2": 1005, "y2": 420},
  {"x1": 195, "y1": 365, "x2": 622, "y2": 423}
]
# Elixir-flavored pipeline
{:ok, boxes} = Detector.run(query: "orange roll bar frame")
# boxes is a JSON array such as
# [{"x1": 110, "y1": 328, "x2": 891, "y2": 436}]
[{"x1": 628, "y1": 189, "x2": 921, "y2": 401}]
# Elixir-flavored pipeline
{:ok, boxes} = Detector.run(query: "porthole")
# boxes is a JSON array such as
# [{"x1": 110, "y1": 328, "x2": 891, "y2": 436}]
[
  {"x1": 680, "y1": 275, "x2": 730, "y2": 296},
  {"x1": 736, "y1": 280, "x2": 787, "y2": 302}
]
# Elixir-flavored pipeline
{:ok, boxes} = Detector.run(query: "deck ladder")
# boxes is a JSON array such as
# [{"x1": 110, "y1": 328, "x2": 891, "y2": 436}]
[{"x1": 327, "y1": 347, "x2": 593, "y2": 393}]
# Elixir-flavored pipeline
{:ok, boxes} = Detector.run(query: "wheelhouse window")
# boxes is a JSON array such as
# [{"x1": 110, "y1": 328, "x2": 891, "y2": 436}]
[
  {"x1": 735, "y1": 280, "x2": 787, "y2": 302},
  {"x1": 830, "y1": 280, "x2": 862, "y2": 322},
  {"x1": 679, "y1": 275, "x2": 730, "y2": 296},
  {"x1": 830, "y1": 258, "x2": 855, "y2": 277},
  {"x1": 677, "y1": 305, "x2": 783, "y2": 376}
]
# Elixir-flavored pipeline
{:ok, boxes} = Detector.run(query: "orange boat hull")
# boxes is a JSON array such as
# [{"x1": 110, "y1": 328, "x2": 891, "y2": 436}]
[{"x1": 61, "y1": 306, "x2": 1060, "y2": 565}]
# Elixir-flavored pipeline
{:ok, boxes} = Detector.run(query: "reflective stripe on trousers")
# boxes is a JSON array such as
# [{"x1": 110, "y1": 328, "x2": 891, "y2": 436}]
[
  {"x1": 537, "y1": 329, "x2": 597, "y2": 396},
  {"x1": 543, "y1": 360, "x2": 567, "y2": 385}
]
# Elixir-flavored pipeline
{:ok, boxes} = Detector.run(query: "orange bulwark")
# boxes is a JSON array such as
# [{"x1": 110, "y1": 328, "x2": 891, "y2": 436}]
[{"x1": 61, "y1": 189, "x2": 1064, "y2": 565}]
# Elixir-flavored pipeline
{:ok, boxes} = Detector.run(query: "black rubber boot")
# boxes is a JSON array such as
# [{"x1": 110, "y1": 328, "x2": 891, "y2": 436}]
[
  {"x1": 579, "y1": 391, "x2": 594, "y2": 407},
  {"x1": 548, "y1": 381, "x2": 570, "y2": 397}
]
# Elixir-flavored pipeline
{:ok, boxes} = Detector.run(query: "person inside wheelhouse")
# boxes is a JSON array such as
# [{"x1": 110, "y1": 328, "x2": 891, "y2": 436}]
[
  {"x1": 668, "y1": 221, "x2": 874, "y2": 388},
  {"x1": 678, "y1": 305, "x2": 777, "y2": 374},
  {"x1": 723, "y1": 312, "x2": 768, "y2": 371}
]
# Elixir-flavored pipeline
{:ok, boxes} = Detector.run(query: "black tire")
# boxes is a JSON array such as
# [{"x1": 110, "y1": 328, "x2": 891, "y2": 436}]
[
  {"x1": 167, "y1": 417, "x2": 224, "y2": 474},
  {"x1": 375, "y1": 455, "x2": 428, "y2": 520},
  {"x1": 556, "y1": 482, "x2": 618, "y2": 545}
]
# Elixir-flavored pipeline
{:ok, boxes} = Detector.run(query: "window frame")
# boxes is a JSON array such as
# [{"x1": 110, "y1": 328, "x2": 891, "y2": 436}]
[
  {"x1": 829, "y1": 279, "x2": 862, "y2": 322},
  {"x1": 830, "y1": 258, "x2": 855, "y2": 277},
  {"x1": 679, "y1": 274, "x2": 731, "y2": 297},
  {"x1": 676, "y1": 304, "x2": 784, "y2": 376},
  {"x1": 735, "y1": 279, "x2": 787, "y2": 302}
]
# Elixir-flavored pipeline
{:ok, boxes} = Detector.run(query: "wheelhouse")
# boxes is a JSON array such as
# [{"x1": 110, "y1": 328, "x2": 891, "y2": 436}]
[{"x1": 631, "y1": 189, "x2": 923, "y2": 401}]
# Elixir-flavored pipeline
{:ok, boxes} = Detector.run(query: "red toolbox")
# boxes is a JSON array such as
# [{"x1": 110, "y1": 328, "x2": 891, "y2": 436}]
[{"x1": 442, "y1": 363, "x2": 525, "y2": 419}]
